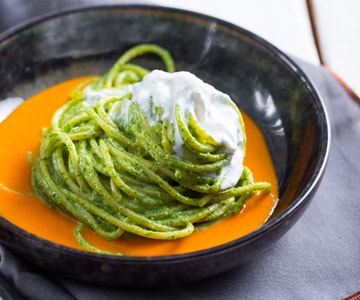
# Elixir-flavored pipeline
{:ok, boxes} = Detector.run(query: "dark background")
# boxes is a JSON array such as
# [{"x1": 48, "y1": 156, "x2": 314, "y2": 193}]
[{"x1": 0, "y1": 0, "x2": 149, "y2": 32}]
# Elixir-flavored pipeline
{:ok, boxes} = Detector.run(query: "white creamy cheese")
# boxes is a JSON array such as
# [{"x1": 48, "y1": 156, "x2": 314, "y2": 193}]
[
  {"x1": 115, "y1": 70, "x2": 246, "y2": 189},
  {"x1": 84, "y1": 87, "x2": 128, "y2": 106}
]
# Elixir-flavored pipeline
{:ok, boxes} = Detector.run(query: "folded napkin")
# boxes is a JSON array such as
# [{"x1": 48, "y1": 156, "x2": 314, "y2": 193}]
[{"x1": 0, "y1": 59, "x2": 359, "y2": 300}]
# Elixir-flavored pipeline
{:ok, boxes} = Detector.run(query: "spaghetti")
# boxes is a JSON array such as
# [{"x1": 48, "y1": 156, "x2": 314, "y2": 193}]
[{"x1": 31, "y1": 44, "x2": 272, "y2": 253}]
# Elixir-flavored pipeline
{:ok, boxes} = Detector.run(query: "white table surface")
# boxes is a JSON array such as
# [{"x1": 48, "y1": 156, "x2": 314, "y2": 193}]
[{"x1": 311, "y1": 0, "x2": 360, "y2": 99}]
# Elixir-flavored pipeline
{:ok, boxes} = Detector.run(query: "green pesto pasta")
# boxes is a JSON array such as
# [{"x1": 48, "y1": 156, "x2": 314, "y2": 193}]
[{"x1": 31, "y1": 44, "x2": 272, "y2": 253}]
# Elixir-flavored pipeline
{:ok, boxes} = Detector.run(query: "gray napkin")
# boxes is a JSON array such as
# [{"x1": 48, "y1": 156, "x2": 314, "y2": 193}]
[{"x1": 0, "y1": 58, "x2": 359, "y2": 299}]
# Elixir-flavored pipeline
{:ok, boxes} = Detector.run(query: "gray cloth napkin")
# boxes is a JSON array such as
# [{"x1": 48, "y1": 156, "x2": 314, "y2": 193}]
[{"x1": 0, "y1": 58, "x2": 359, "y2": 299}]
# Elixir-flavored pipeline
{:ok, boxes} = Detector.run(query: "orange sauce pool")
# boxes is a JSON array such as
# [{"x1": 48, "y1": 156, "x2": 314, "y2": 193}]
[{"x1": 0, "y1": 77, "x2": 278, "y2": 256}]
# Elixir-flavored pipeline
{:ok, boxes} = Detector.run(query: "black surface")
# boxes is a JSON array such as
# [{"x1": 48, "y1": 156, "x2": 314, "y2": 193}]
[{"x1": 0, "y1": 0, "x2": 148, "y2": 32}]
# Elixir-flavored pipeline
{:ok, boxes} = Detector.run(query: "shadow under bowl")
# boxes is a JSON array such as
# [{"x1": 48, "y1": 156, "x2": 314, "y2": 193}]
[{"x1": 0, "y1": 5, "x2": 330, "y2": 286}]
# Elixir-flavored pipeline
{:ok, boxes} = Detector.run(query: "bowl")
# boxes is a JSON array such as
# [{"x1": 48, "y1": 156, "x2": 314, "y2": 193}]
[{"x1": 0, "y1": 5, "x2": 330, "y2": 286}]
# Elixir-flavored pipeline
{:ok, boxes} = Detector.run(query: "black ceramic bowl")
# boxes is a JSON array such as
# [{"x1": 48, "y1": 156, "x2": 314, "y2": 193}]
[{"x1": 0, "y1": 5, "x2": 329, "y2": 286}]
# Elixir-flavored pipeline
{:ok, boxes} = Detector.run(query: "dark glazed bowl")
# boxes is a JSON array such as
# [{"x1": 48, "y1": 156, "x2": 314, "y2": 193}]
[{"x1": 0, "y1": 5, "x2": 330, "y2": 286}]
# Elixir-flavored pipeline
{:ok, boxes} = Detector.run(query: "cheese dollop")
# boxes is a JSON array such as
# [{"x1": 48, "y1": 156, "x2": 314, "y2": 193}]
[{"x1": 115, "y1": 70, "x2": 246, "y2": 189}]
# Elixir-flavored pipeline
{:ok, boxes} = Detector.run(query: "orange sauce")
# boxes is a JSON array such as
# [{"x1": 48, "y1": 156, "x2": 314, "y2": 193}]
[{"x1": 0, "y1": 77, "x2": 278, "y2": 256}]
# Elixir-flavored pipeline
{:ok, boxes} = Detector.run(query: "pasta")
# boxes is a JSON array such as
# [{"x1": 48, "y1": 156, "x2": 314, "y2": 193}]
[{"x1": 31, "y1": 44, "x2": 272, "y2": 253}]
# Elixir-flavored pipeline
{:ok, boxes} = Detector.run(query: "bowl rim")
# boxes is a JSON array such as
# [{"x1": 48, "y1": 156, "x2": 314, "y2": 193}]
[{"x1": 0, "y1": 4, "x2": 331, "y2": 262}]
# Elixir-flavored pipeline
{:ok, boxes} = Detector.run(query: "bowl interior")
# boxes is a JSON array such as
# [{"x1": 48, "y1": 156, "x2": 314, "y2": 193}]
[{"x1": 0, "y1": 5, "x2": 329, "y2": 285}]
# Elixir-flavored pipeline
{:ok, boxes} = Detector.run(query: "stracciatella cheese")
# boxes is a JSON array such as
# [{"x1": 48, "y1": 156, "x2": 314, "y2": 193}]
[{"x1": 113, "y1": 70, "x2": 246, "y2": 190}]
